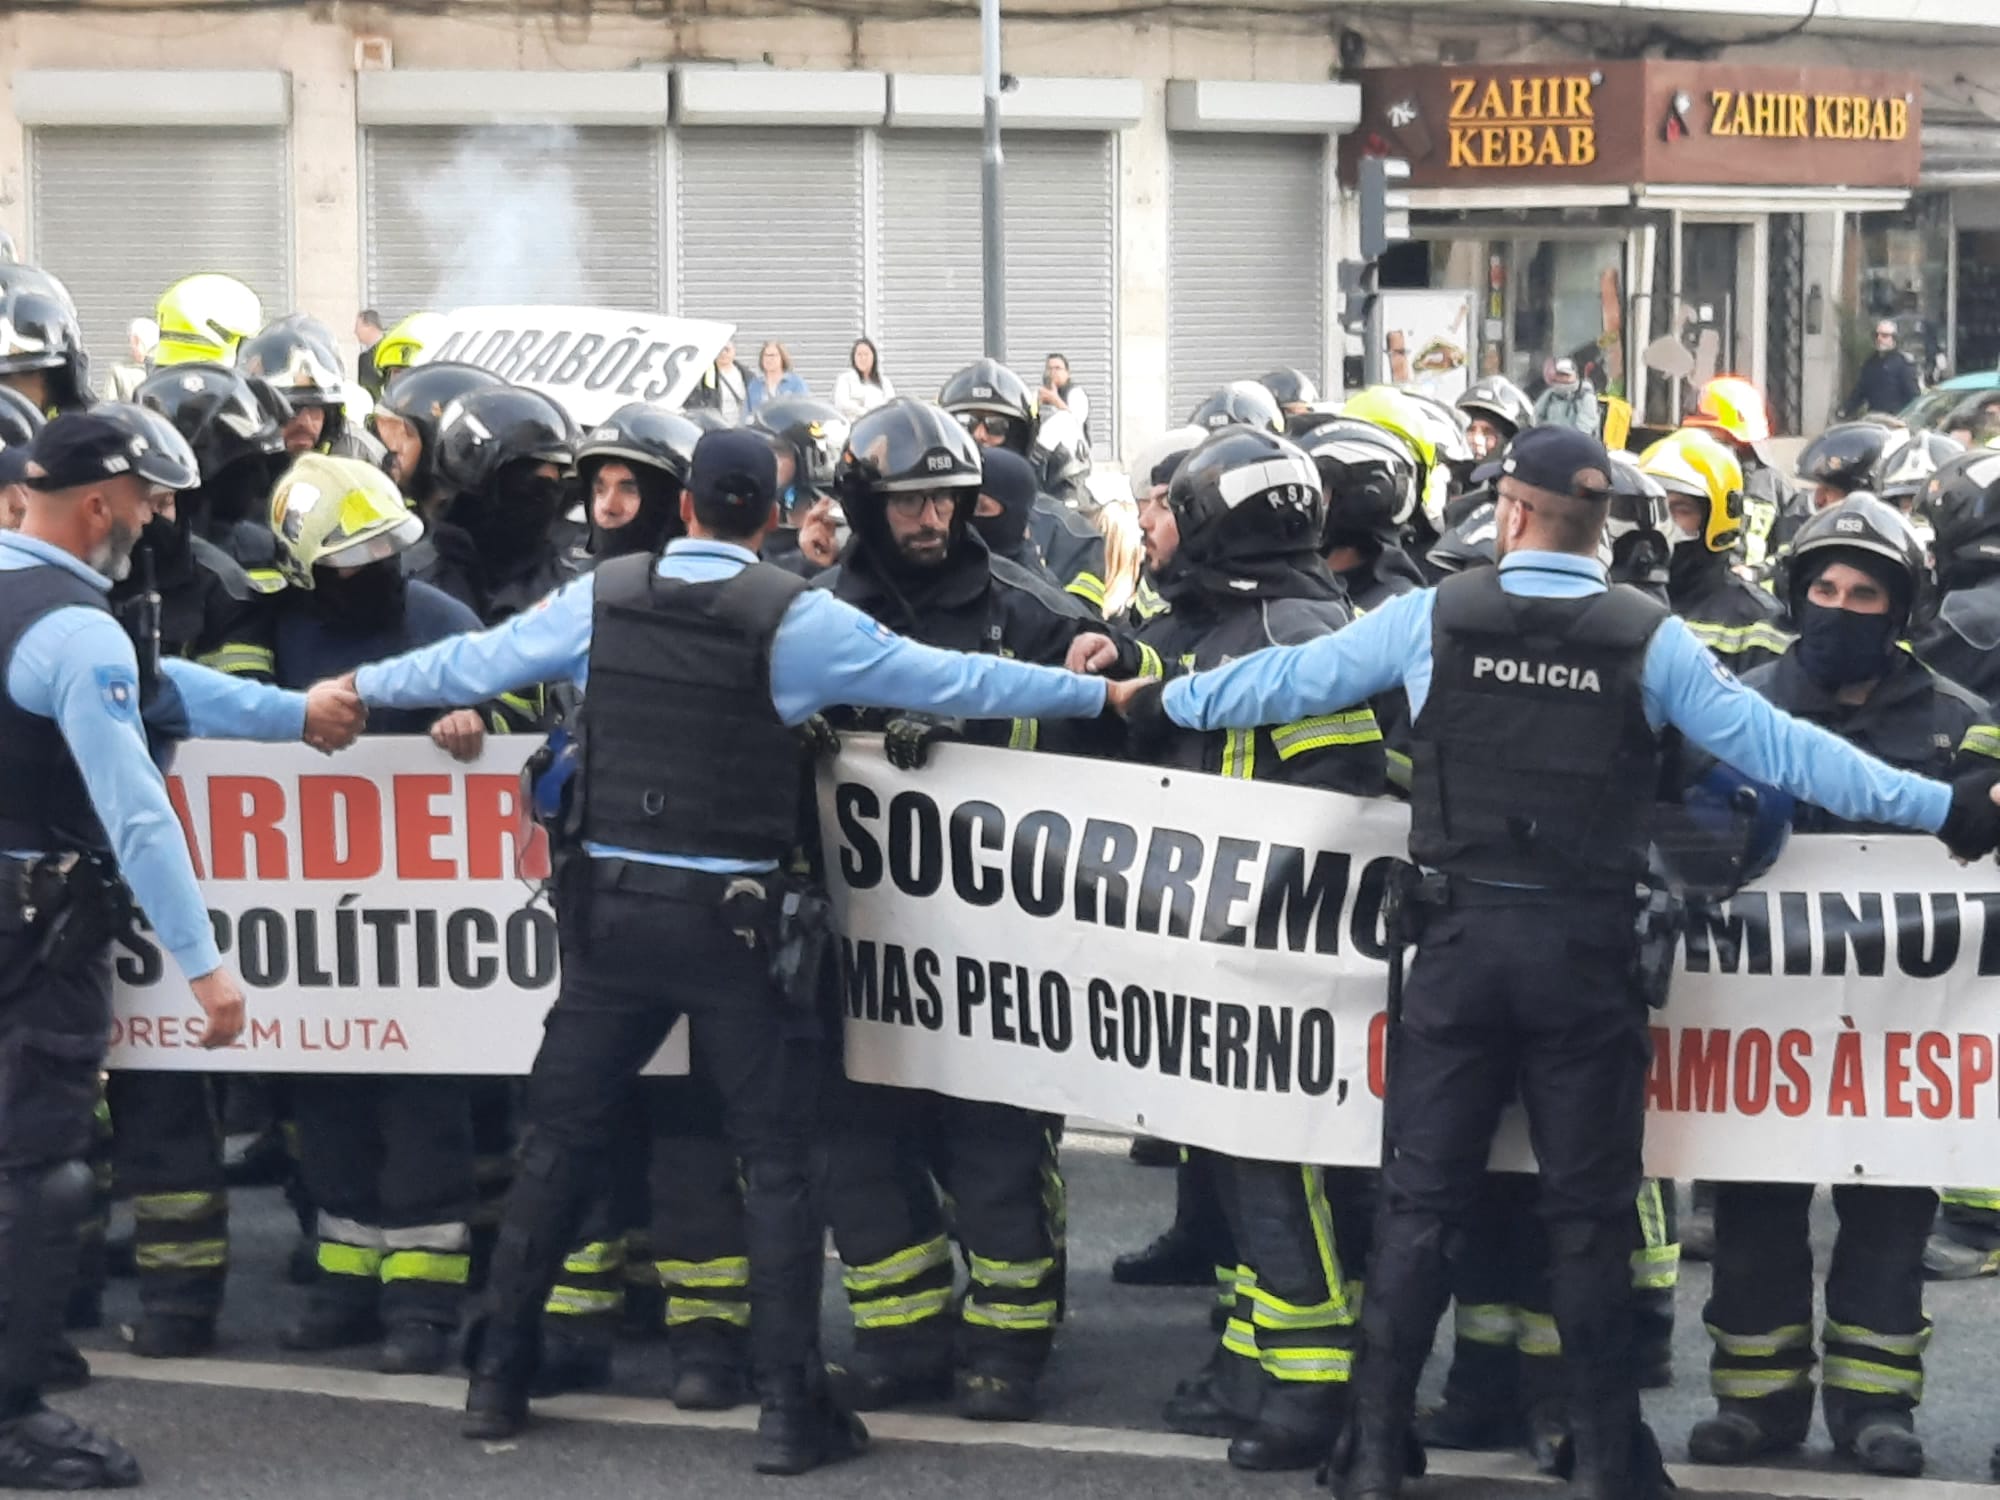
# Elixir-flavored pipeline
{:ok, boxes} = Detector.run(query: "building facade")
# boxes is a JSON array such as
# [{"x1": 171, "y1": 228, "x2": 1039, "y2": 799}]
[{"x1": 2, "y1": 1, "x2": 1998, "y2": 453}]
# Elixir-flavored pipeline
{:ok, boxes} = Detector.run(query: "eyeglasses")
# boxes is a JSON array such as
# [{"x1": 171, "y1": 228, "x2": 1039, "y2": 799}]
[{"x1": 885, "y1": 490, "x2": 962, "y2": 519}]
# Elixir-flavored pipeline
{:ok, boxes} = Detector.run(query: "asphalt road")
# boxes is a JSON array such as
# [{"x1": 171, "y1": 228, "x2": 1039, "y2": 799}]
[{"x1": 60, "y1": 1131, "x2": 2000, "y2": 1499}]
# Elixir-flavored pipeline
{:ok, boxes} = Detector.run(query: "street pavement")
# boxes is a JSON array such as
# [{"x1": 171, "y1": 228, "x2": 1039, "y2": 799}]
[{"x1": 63, "y1": 1131, "x2": 2000, "y2": 1499}]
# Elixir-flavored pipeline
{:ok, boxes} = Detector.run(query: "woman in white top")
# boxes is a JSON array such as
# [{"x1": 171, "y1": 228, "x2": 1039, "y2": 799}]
[
  {"x1": 712, "y1": 341, "x2": 748, "y2": 423},
  {"x1": 832, "y1": 336, "x2": 895, "y2": 419}
]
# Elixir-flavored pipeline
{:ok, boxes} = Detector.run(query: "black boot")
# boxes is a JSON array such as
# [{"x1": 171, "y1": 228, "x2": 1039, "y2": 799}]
[
  {"x1": 1110, "y1": 1226, "x2": 1215, "y2": 1288},
  {"x1": 1566, "y1": 1410, "x2": 1674, "y2": 1500},
  {"x1": 1687, "y1": 1395, "x2": 1809, "y2": 1465},
  {"x1": 1327, "y1": 1409, "x2": 1423, "y2": 1500},
  {"x1": 0, "y1": 1406, "x2": 141, "y2": 1490},
  {"x1": 280, "y1": 1297, "x2": 381, "y2": 1352},
  {"x1": 955, "y1": 1366, "x2": 1038, "y2": 1423},
  {"x1": 753, "y1": 1377, "x2": 868, "y2": 1476},
  {"x1": 1415, "y1": 1341, "x2": 1524, "y2": 1451},
  {"x1": 530, "y1": 1326, "x2": 611, "y2": 1395},
  {"x1": 1828, "y1": 1404, "x2": 1924, "y2": 1478},
  {"x1": 1229, "y1": 1380, "x2": 1344, "y2": 1472},
  {"x1": 39, "y1": 1341, "x2": 90, "y2": 1395},
  {"x1": 666, "y1": 1325, "x2": 746, "y2": 1410},
  {"x1": 1128, "y1": 1135, "x2": 1180, "y2": 1167},
  {"x1": 461, "y1": 1316, "x2": 538, "y2": 1441},
  {"x1": 130, "y1": 1312, "x2": 215, "y2": 1360},
  {"x1": 824, "y1": 1357, "x2": 952, "y2": 1411},
  {"x1": 380, "y1": 1321, "x2": 453, "y2": 1376},
  {"x1": 1163, "y1": 1349, "x2": 1261, "y2": 1439}
]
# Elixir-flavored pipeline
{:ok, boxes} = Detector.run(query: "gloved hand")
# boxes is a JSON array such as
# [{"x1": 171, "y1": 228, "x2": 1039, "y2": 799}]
[
  {"x1": 884, "y1": 715, "x2": 964, "y2": 771},
  {"x1": 1116, "y1": 679, "x2": 1174, "y2": 756},
  {"x1": 798, "y1": 713, "x2": 841, "y2": 761},
  {"x1": 1939, "y1": 768, "x2": 2000, "y2": 860}
]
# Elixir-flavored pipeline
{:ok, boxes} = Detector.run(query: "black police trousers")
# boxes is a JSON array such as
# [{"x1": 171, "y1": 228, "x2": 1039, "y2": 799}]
[
  {"x1": 481, "y1": 865, "x2": 821, "y2": 1388},
  {"x1": 106, "y1": 1071, "x2": 228, "y2": 1321},
  {"x1": 1706, "y1": 1181, "x2": 1934, "y2": 1433},
  {"x1": 0, "y1": 932, "x2": 112, "y2": 1414},
  {"x1": 1354, "y1": 891, "x2": 1650, "y2": 1446}
]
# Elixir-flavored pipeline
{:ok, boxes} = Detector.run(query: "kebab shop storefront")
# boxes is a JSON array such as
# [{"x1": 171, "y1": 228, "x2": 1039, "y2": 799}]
[{"x1": 1350, "y1": 61, "x2": 1922, "y2": 432}]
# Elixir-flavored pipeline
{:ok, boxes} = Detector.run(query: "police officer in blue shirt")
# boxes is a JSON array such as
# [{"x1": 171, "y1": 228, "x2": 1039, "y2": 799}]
[
  {"x1": 329, "y1": 428, "x2": 1108, "y2": 1475},
  {"x1": 0, "y1": 408, "x2": 366, "y2": 1489},
  {"x1": 1104, "y1": 426, "x2": 2000, "y2": 1500}
]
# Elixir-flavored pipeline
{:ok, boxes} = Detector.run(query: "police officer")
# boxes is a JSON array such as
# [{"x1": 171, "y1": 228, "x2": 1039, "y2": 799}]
[
  {"x1": 1077, "y1": 425, "x2": 1384, "y2": 1470},
  {"x1": 1456, "y1": 376, "x2": 1536, "y2": 463},
  {"x1": 1639, "y1": 428, "x2": 1791, "y2": 672},
  {"x1": 1102, "y1": 425, "x2": 2000, "y2": 1499},
  {"x1": 1295, "y1": 417, "x2": 1427, "y2": 613},
  {"x1": 135, "y1": 363, "x2": 292, "y2": 580},
  {"x1": 536, "y1": 404, "x2": 751, "y2": 1407},
  {"x1": 238, "y1": 316, "x2": 384, "y2": 464},
  {"x1": 327, "y1": 426, "x2": 1109, "y2": 1474},
  {"x1": 810, "y1": 400, "x2": 1109, "y2": 1424},
  {"x1": 369, "y1": 362, "x2": 506, "y2": 522},
  {"x1": 939, "y1": 358, "x2": 1108, "y2": 601},
  {"x1": 413, "y1": 384, "x2": 575, "y2": 633},
  {"x1": 1690, "y1": 494, "x2": 1998, "y2": 1478},
  {"x1": 0, "y1": 264, "x2": 93, "y2": 416},
  {"x1": 0, "y1": 408, "x2": 362, "y2": 1489},
  {"x1": 258, "y1": 456, "x2": 488, "y2": 1374}
]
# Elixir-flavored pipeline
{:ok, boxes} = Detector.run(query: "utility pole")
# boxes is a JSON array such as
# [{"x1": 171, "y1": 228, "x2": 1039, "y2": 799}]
[{"x1": 980, "y1": 0, "x2": 1007, "y2": 362}]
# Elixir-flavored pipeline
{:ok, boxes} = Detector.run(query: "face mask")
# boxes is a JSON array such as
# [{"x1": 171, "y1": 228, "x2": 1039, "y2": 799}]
[
  {"x1": 309, "y1": 558, "x2": 408, "y2": 632},
  {"x1": 1667, "y1": 538, "x2": 1718, "y2": 593},
  {"x1": 470, "y1": 468, "x2": 564, "y2": 563},
  {"x1": 1792, "y1": 599, "x2": 1898, "y2": 689}
]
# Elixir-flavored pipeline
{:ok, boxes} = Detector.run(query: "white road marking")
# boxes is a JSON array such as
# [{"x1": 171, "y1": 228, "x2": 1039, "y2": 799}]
[{"x1": 85, "y1": 1351, "x2": 1994, "y2": 1497}]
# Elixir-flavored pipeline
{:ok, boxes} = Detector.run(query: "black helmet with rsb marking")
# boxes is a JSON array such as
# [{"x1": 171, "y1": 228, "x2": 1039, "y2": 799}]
[{"x1": 1167, "y1": 425, "x2": 1325, "y2": 567}]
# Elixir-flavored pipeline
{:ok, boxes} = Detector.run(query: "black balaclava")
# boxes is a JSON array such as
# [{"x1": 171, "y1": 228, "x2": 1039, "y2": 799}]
[
  {"x1": 1792, "y1": 547, "x2": 1907, "y2": 690},
  {"x1": 452, "y1": 460, "x2": 565, "y2": 573},
  {"x1": 308, "y1": 557, "x2": 409, "y2": 633},
  {"x1": 969, "y1": 446, "x2": 1039, "y2": 564}
]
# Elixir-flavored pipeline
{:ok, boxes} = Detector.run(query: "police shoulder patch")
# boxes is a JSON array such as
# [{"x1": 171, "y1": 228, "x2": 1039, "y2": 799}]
[
  {"x1": 94, "y1": 665, "x2": 139, "y2": 719},
  {"x1": 854, "y1": 613, "x2": 897, "y2": 644}
]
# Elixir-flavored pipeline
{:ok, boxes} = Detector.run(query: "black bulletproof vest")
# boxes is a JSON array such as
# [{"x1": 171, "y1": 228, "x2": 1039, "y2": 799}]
[
  {"x1": 1409, "y1": 567, "x2": 1667, "y2": 890},
  {"x1": 581, "y1": 553, "x2": 810, "y2": 863},
  {"x1": 0, "y1": 561, "x2": 113, "y2": 851}
]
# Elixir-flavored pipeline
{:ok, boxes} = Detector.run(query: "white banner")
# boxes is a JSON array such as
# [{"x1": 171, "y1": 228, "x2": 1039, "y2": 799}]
[
  {"x1": 819, "y1": 741, "x2": 2000, "y2": 1188},
  {"x1": 417, "y1": 306, "x2": 734, "y2": 425},
  {"x1": 109, "y1": 739, "x2": 686, "y2": 1076}
]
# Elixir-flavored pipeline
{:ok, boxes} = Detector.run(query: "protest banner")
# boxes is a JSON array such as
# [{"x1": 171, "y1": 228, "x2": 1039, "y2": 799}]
[
  {"x1": 108, "y1": 738, "x2": 686, "y2": 1076},
  {"x1": 819, "y1": 740, "x2": 2000, "y2": 1188},
  {"x1": 419, "y1": 306, "x2": 734, "y2": 425}
]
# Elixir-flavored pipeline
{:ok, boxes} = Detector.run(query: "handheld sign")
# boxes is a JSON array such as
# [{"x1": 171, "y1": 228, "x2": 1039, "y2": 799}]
[{"x1": 418, "y1": 306, "x2": 734, "y2": 426}]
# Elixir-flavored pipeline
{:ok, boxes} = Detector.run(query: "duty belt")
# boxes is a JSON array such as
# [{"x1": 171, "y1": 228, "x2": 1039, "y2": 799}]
[{"x1": 586, "y1": 858, "x2": 753, "y2": 903}]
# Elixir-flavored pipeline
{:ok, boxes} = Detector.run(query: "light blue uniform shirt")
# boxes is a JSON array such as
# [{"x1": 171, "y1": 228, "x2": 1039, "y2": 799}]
[
  {"x1": 355, "y1": 537, "x2": 1109, "y2": 873},
  {"x1": 0, "y1": 533, "x2": 305, "y2": 978},
  {"x1": 1166, "y1": 549, "x2": 1952, "y2": 837}
]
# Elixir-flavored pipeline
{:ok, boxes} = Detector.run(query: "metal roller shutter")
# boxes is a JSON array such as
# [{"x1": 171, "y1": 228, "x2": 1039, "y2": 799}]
[
  {"x1": 363, "y1": 126, "x2": 663, "y2": 321},
  {"x1": 878, "y1": 132, "x2": 1117, "y2": 452},
  {"x1": 675, "y1": 128, "x2": 864, "y2": 397},
  {"x1": 29, "y1": 127, "x2": 291, "y2": 381},
  {"x1": 1168, "y1": 135, "x2": 1324, "y2": 422}
]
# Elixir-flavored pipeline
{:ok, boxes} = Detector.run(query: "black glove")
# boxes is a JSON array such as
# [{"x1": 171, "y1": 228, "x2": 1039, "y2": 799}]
[
  {"x1": 798, "y1": 713, "x2": 841, "y2": 761},
  {"x1": 884, "y1": 715, "x2": 964, "y2": 771},
  {"x1": 1120, "y1": 679, "x2": 1174, "y2": 756},
  {"x1": 1940, "y1": 768, "x2": 2000, "y2": 860}
]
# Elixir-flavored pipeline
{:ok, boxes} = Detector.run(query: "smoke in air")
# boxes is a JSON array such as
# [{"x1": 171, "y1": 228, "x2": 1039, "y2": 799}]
[{"x1": 404, "y1": 125, "x2": 589, "y2": 307}]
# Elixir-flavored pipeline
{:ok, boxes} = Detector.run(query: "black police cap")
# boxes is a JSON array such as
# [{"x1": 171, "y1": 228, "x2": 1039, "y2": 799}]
[
  {"x1": 690, "y1": 428, "x2": 778, "y2": 521},
  {"x1": 1491, "y1": 425, "x2": 1615, "y2": 500}
]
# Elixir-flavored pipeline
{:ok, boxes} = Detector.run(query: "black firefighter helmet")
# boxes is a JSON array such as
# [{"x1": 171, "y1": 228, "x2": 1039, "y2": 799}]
[
  {"x1": 1783, "y1": 491, "x2": 1932, "y2": 631},
  {"x1": 836, "y1": 397, "x2": 984, "y2": 555},
  {"x1": 1293, "y1": 416, "x2": 1420, "y2": 551},
  {"x1": 239, "y1": 315, "x2": 349, "y2": 448},
  {"x1": 1921, "y1": 447, "x2": 2000, "y2": 586},
  {"x1": 938, "y1": 358, "x2": 1039, "y2": 456},
  {"x1": 372, "y1": 361, "x2": 507, "y2": 498},
  {"x1": 1167, "y1": 424, "x2": 1326, "y2": 570},
  {"x1": 575, "y1": 401, "x2": 702, "y2": 556}
]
